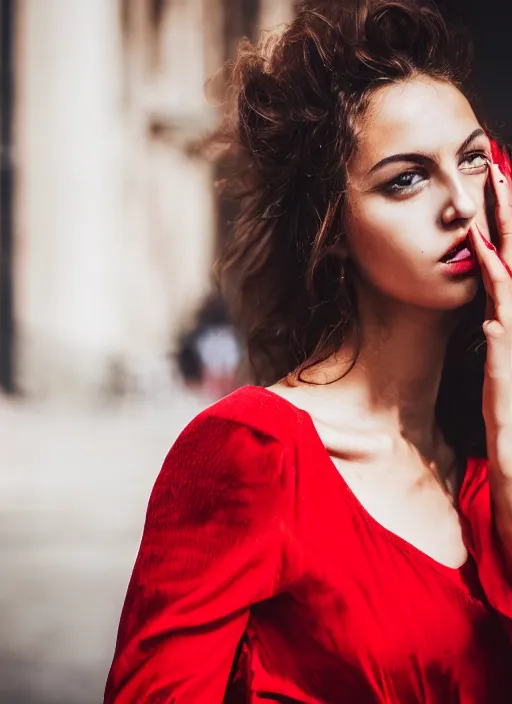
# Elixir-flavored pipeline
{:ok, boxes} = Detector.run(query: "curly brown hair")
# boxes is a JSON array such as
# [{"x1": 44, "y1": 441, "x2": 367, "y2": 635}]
[{"x1": 211, "y1": 0, "x2": 490, "y2": 461}]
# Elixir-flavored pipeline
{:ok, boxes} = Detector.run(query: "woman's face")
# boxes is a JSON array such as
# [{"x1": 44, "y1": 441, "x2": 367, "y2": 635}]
[{"x1": 345, "y1": 76, "x2": 491, "y2": 311}]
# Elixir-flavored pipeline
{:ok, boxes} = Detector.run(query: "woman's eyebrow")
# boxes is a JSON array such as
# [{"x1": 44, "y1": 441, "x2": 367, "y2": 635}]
[{"x1": 367, "y1": 128, "x2": 487, "y2": 175}]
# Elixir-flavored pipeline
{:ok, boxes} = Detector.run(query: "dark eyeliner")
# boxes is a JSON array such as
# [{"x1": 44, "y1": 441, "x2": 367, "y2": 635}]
[
  {"x1": 460, "y1": 150, "x2": 490, "y2": 167},
  {"x1": 381, "y1": 169, "x2": 425, "y2": 195}
]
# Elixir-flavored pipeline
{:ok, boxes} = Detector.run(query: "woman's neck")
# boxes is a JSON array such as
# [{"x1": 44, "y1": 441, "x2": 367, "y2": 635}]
[{"x1": 300, "y1": 290, "x2": 460, "y2": 457}]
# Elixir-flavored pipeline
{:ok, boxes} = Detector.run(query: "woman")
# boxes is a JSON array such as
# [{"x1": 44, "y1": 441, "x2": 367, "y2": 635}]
[{"x1": 105, "y1": 1, "x2": 512, "y2": 701}]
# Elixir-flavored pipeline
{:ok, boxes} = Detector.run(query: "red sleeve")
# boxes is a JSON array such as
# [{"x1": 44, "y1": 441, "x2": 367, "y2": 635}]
[
  {"x1": 104, "y1": 413, "x2": 295, "y2": 703},
  {"x1": 460, "y1": 458, "x2": 512, "y2": 639}
]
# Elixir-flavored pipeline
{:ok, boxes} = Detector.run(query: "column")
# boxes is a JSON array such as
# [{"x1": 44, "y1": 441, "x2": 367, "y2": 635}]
[{"x1": 14, "y1": 0, "x2": 123, "y2": 398}]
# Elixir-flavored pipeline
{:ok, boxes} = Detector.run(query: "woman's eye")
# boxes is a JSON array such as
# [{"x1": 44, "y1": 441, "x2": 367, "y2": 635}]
[
  {"x1": 460, "y1": 152, "x2": 490, "y2": 172},
  {"x1": 383, "y1": 171, "x2": 425, "y2": 195}
]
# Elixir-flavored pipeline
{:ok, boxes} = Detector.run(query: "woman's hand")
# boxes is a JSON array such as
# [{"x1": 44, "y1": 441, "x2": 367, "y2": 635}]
[
  {"x1": 470, "y1": 143, "x2": 512, "y2": 565},
  {"x1": 470, "y1": 144, "x2": 512, "y2": 476}
]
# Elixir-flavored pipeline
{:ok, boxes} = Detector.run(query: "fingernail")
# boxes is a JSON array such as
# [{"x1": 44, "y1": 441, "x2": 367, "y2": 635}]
[
  {"x1": 484, "y1": 320, "x2": 504, "y2": 338},
  {"x1": 476, "y1": 224, "x2": 496, "y2": 251},
  {"x1": 496, "y1": 160, "x2": 512, "y2": 186},
  {"x1": 495, "y1": 165, "x2": 506, "y2": 183},
  {"x1": 474, "y1": 224, "x2": 512, "y2": 278},
  {"x1": 489, "y1": 141, "x2": 512, "y2": 183},
  {"x1": 490, "y1": 139, "x2": 501, "y2": 164}
]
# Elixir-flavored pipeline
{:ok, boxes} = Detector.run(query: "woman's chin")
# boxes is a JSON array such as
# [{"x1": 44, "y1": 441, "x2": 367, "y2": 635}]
[{"x1": 432, "y1": 276, "x2": 481, "y2": 310}]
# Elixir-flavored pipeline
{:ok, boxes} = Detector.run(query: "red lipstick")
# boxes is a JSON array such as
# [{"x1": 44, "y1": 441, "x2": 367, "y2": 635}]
[
  {"x1": 441, "y1": 255, "x2": 478, "y2": 275},
  {"x1": 440, "y1": 241, "x2": 478, "y2": 275}
]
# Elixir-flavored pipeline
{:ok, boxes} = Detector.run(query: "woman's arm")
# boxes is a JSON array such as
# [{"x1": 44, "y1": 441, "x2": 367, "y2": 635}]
[
  {"x1": 460, "y1": 457, "x2": 512, "y2": 640},
  {"x1": 104, "y1": 414, "x2": 295, "y2": 703},
  {"x1": 489, "y1": 472, "x2": 512, "y2": 579},
  {"x1": 470, "y1": 141, "x2": 512, "y2": 577}
]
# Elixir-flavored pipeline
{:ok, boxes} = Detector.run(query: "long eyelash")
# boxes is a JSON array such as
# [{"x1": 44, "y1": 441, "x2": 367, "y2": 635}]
[
  {"x1": 462, "y1": 150, "x2": 490, "y2": 166},
  {"x1": 383, "y1": 170, "x2": 424, "y2": 194}
]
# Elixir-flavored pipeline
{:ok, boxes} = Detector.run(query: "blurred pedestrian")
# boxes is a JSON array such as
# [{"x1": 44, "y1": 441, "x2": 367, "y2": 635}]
[{"x1": 175, "y1": 294, "x2": 243, "y2": 399}]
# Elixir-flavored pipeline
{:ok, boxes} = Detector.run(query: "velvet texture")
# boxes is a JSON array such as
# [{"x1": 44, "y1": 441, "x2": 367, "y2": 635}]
[{"x1": 105, "y1": 386, "x2": 512, "y2": 703}]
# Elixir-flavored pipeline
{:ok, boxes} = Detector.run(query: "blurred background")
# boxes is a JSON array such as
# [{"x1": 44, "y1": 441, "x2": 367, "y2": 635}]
[{"x1": 0, "y1": 1, "x2": 510, "y2": 702}]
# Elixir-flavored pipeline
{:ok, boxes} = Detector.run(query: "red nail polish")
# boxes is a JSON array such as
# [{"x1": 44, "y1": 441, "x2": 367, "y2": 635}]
[
  {"x1": 490, "y1": 139, "x2": 501, "y2": 164},
  {"x1": 489, "y1": 138, "x2": 512, "y2": 185},
  {"x1": 476, "y1": 225, "x2": 495, "y2": 250},
  {"x1": 476, "y1": 224, "x2": 512, "y2": 277}
]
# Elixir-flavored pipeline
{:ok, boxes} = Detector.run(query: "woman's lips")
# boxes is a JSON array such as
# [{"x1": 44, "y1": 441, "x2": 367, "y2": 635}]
[
  {"x1": 440, "y1": 246, "x2": 478, "y2": 274},
  {"x1": 440, "y1": 234, "x2": 473, "y2": 263},
  {"x1": 444, "y1": 246, "x2": 472, "y2": 262}
]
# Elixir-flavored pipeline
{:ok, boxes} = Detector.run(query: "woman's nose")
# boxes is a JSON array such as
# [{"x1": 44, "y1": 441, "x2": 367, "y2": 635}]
[{"x1": 441, "y1": 180, "x2": 478, "y2": 226}]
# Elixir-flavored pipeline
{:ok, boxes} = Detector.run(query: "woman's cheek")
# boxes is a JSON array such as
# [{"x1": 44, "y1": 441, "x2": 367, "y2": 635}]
[
  {"x1": 350, "y1": 221, "x2": 410, "y2": 282},
  {"x1": 346, "y1": 194, "x2": 426, "y2": 274}
]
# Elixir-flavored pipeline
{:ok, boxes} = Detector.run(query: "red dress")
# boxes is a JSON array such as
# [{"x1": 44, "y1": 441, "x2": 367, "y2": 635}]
[{"x1": 104, "y1": 386, "x2": 512, "y2": 703}]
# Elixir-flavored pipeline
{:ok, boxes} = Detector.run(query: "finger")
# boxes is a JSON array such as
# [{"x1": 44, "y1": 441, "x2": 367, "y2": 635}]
[
  {"x1": 470, "y1": 234, "x2": 494, "y2": 320},
  {"x1": 471, "y1": 222, "x2": 512, "y2": 281},
  {"x1": 471, "y1": 224, "x2": 512, "y2": 329},
  {"x1": 490, "y1": 140, "x2": 512, "y2": 183},
  {"x1": 483, "y1": 320, "x2": 512, "y2": 429},
  {"x1": 489, "y1": 162, "x2": 512, "y2": 263}
]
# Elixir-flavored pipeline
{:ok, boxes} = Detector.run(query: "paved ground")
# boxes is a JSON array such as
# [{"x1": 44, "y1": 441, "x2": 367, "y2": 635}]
[{"x1": 0, "y1": 388, "x2": 208, "y2": 703}]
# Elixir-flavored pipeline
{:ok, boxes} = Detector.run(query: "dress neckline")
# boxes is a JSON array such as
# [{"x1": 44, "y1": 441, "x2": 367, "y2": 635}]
[{"x1": 251, "y1": 385, "x2": 477, "y2": 586}]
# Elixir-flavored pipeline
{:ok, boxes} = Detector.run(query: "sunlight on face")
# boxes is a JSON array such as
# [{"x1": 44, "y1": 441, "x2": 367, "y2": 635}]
[{"x1": 345, "y1": 76, "x2": 491, "y2": 311}]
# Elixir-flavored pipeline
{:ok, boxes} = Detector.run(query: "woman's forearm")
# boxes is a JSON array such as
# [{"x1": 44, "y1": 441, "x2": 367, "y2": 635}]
[{"x1": 489, "y1": 462, "x2": 512, "y2": 580}]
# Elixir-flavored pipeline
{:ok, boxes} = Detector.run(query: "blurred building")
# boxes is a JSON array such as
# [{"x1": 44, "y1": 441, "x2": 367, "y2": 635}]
[
  {"x1": 1, "y1": 5, "x2": 298, "y2": 703},
  {"x1": 5, "y1": 0, "x2": 294, "y2": 401},
  {"x1": 6, "y1": 0, "x2": 507, "y2": 403}
]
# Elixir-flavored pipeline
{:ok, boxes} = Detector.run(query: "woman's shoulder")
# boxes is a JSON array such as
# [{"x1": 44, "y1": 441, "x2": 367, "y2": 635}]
[
  {"x1": 152, "y1": 387, "x2": 304, "y2": 519},
  {"x1": 186, "y1": 384, "x2": 310, "y2": 448},
  {"x1": 159, "y1": 386, "x2": 308, "y2": 484}
]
